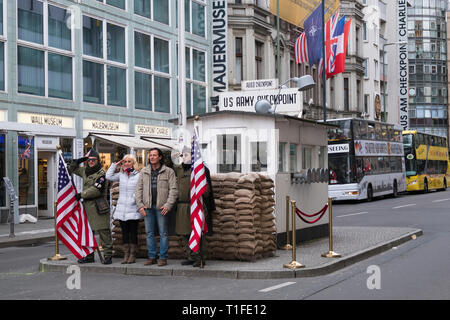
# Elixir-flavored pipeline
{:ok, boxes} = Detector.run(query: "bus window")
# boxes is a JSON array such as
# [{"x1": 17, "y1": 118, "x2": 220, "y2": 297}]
[
  {"x1": 381, "y1": 125, "x2": 389, "y2": 141},
  {"x1": 368, "y1": 123, "x2": 375, "y2": 140},
  {"x1": 360, "y1": 121, "x2": 368, "y2": 139},
  {"x1": 352, "y1": 121, "x2": 361, "y2": 139},
  {"x1": 375, "y1": 123, "x2": 382, "y2": 140}
]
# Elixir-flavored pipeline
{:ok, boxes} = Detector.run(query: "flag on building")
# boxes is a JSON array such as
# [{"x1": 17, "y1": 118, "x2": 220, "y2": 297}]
[
  {"x1": 326, "y1": 17, "x2": 352, "y2": 79},
  {"x1": 56, "y1": 152, "x2": 97, "y2": 259},
  {"x1": 303, "y1": 3, "x2": 325, "y2": 67},
  {"x1": 189, "y1": 131, "x2": 207, "y2": 253},
  {"x1": 324, "y1": 9, "x2": 341, "y2": 76},
  {"x1": 295, "y1": 32, "x2": 308, "y2": 64}
]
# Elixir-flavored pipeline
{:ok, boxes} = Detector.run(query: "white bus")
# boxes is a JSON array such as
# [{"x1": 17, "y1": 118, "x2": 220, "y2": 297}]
[{"x1": 327, "y1": 118, "x2": 406, "y2": 201}]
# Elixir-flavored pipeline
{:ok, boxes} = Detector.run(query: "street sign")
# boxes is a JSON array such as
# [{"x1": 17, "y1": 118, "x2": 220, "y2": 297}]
[{"x1": 242, "y1": 79, "x2": 278, "y2": 91}]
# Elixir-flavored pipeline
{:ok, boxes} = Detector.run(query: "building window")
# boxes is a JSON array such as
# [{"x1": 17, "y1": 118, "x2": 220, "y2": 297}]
[
  {"x1": 289, "y1": 143, "x2": 297, "y2": 172},
  {"x1": 318, "y1": 146, "x2": 326, "y2": 168},
  {"x1": 185, "y1": 47, "x2": 207, "y2": 115},
  {"x1": 235, "y1": 37, "x2": 243, "y2": 84},
  {"x1": 154, "y1": 0, "x2": 169, "y2": 25},
  {"x1": 134, "y1": 31, "x2": 171, "y2": 113},
  {"x1": 278, "y1": 142, "x2": 286, "y2": 172},
  {"x1": 134, "y1": 0, "x2": 151, "y2": 19},
  {"x1": 364, "y1": 94, "x2": 370, "y2": 114},
  {"x1": 251, "y1": 141, "x2": 268, "y2": 172},
  {"x1": 17, "y1": 1, "x2": 73, "y2": 99},
  {"x1": 18, "y1": 136, "x2": 35, "y2": 206},
  {"x1": 217, "y1": 134, "x2": 241, "y2": 173},
  {"x1": 191, "y1": 0, "x2": 205, "y2": 37},
  {"x1": 83, "y1": 16, "x2": 126, "y2": 107},
  {"x1": 255, "y1": 41, "x2": 264, "y2": 79},
  {"x1": 344, "y1": 78, "x2": 349, "y2": 111},
  {"x1": 302, "y1": 145, "x2": 312, "y2": 169},
  {"x1": 363, "y1": 59, "x2": 369, "y2": 78},
  {"x1": 0, "y1": 133, "x2": 5, "y2": 207},
  {"x1": 97, "y1": 0, "x2": 125, "y2": 10}
]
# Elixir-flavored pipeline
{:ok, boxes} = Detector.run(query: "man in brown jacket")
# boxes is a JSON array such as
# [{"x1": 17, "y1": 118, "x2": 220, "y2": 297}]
[{"x1": 135, "y1": 148, "x2": 178, "y2": 266}]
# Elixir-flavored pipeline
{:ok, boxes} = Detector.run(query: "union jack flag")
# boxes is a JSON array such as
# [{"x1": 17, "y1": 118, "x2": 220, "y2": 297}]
[
  {"x1": 56, "y1": 152, "x2": 97, "y2": 259},
  {"x1": 189, "y1": 131, "x2": 207, "y2": 253},
  {"x1": 324, "y1": 9, "x2": 341, "y2": 77}
]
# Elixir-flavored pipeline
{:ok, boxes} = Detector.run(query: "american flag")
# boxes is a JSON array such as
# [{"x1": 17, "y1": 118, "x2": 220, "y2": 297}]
[
  {"x1": 56, "y1": 152, "x2": 97, "y2": 259},
  {"x1": 189, "y1": 131, "x2": 207, "y2": 253},
  {"x1": 294, "y1": 32, "x2": 308, "y2": 64}
]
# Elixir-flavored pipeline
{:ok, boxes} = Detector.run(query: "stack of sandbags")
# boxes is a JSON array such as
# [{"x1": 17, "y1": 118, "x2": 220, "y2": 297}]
[
  {"x1": 110, "y1": 182, "x2": 120, "y2": 207},
  {"x1": 206, "y1": 173, "x2": 276, "y2": 261},
  {"x1": 258, "y1": 174, "x2": 277, "y2": 256},
  {"x1": 112, "y1": 220, "x2": 187, "y2": 259}
]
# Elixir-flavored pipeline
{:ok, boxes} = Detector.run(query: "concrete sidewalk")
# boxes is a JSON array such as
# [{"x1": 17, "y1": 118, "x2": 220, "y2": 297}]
[{"x1": 1, "y1": 219, "x2": 422, "y2": 279}]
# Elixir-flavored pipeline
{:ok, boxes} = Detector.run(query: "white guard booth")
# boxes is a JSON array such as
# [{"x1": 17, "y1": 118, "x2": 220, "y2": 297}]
[{"x1": 185, "y1": 111, "x2": 332, "y2": 246}]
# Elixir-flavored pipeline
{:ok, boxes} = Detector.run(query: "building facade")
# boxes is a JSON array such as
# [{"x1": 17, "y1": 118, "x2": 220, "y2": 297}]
[
  {"x1": 407, "y1": 0, "x2": 448, "y2": 138},
  {"x1": 0, "y1": 0, "x2": 212, "y2": 222}
]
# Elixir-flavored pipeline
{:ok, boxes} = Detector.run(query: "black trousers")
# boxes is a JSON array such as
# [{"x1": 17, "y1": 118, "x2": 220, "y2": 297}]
[{"x1": 119, "y1": 220, "x2": 139, "y2": 244}]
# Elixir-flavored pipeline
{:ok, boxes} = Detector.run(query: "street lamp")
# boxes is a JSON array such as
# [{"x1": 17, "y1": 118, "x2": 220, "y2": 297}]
[
  {"x1": 382, "y1": 41, "x2": 401, "y2": 122},
  {"x1": 255, "y1": 75, "x2": 315, "y2": 114}
]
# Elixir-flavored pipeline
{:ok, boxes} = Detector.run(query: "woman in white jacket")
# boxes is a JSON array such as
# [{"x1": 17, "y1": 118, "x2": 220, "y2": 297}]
[{"x1": 106, "y1": 154, "x2": 141, "y2": 264}]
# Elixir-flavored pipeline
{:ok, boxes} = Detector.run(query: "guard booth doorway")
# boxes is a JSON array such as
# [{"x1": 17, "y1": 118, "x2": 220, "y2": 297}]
[{"x1": 38, "y1": 151, "x2": 56, "y2": 218}]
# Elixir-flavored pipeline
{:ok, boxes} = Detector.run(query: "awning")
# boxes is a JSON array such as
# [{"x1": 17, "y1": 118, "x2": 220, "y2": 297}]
[
  {"x1": 90, "y1": 134, "x2": 173, "y2": 151},
  {"x1": 140, "y1": 136, "x2": 177, "y2": 150}
]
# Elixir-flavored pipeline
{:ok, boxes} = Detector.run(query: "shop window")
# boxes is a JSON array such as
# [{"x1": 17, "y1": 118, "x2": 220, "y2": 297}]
[
  {"x1": 60, "y1": 138, "x2": 73, "y2": 163},
  {"x1": 251, "y1": 141, "x2": 267, "y2": 172},
  {"x1": 0, "y1": 133, "x2": 5, "y2": 207},
  {"x1": 217, "y1": 134, "x2": 241, "y2": 173},
  {"x1": 18, "y1": 136, "x2": 35, "y2": 206},
  {"x1": 18, "y1": 0, "x2": 43, "y2": 44}
]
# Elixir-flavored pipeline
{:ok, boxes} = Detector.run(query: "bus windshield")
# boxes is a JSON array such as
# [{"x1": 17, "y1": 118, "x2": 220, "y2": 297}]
[
  {"x1": 328, "y1": 153, "x2": 355, "y2": 184},
  {"x1": 327, "y1": 120, "x2": 352, "y2": 141},
  {"x1": 403, "y1": 134, "x2": 414, "y2": 148}
]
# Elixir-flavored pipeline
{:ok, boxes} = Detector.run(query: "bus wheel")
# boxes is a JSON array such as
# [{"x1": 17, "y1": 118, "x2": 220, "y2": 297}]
[
  {"x1": 392, "y1": 180, "x2": 398, "y2": 198},
  {"x1": 367, "y1": 185, "x2": 373, "y2": 202},
  {"x1": 423, "y1": 179, "x2": 429, "y2": 193}
]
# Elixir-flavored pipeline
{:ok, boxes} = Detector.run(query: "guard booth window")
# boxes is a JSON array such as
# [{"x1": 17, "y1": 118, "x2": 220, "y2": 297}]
[
  {"x1": 251, "y1": 141, "x2": 267, "y2": 172},
  {"x1": 217, "y1": 134, "x2": 241, "y2": 173},
  {"x1": 0, "y1": 134, "x2": 5, "y2": 207}
]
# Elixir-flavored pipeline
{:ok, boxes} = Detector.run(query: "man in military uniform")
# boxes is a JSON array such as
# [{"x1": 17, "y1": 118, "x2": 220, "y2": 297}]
[
  {"x1": 175, "y1": 147, "x2": 215, "y2": 267},
  {"x1": 69, "y1": 149, "x2": 113, "y2": 264}
]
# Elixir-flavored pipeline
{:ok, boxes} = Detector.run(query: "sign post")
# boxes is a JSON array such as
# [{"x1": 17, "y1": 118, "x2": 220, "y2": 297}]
[{"x1": 3, "y1": 177, "x2": 19, "y2": 237}]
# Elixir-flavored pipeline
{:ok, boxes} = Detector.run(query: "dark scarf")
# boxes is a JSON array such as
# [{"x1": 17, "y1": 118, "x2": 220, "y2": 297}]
[
  {"x1": 182, "y1": 163, "x2": 191, "y2": 171},
  {"x1": 125, "y1": 167, "x2": 134, "y2": 175},
  {"x1": 85, "y1": 162, "x2": 102, "y2": 176}
]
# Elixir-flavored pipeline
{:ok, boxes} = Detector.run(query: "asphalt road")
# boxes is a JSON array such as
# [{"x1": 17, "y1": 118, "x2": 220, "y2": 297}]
[{"x1": 1, "y1": 189, "x2": 449, "y2": 302}]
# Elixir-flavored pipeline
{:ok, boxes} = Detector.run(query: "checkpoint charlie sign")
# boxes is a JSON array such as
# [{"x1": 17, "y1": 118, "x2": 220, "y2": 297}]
[{"x1": 218, "y1": 88, "x2": 302, "y2": 114}]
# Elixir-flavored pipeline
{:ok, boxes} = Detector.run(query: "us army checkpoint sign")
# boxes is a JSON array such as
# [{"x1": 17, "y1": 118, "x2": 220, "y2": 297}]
[{"x1": 218, "y1": 88, "x2": 302, "y2": 115}]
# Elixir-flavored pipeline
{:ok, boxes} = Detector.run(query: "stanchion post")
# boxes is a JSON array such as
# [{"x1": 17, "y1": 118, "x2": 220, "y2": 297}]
[
  {"x1": 282, "y1": 195, "x2": 292, "y2": 250},
  {"x1": 283, "y1": 200, "x2": 305, "y2": 269},
  {"x1": 48, "y1": 201, "x2": 67, "y2": 261},
  {"x1": 321, "y1": 197, "x2": 341, "y2": 258}
]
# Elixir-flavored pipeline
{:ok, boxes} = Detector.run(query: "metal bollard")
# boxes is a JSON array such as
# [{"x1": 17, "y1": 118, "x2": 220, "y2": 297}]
[
  {"x1": 283, "y1": 200, "x2": 305, "y2": 269},
  {"x1": 321, "y1": 197, "x2": 341, "y2": 258}
]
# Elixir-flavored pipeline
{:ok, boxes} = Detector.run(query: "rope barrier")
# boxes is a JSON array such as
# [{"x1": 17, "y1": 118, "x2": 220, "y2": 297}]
[{"x1": 295, "y1": 203, "x2": 328, "y2": 224}]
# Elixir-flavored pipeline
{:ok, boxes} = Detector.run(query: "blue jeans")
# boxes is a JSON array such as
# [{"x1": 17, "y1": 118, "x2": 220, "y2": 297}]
[{"x1": 144, "y1": 207, "x2": 169, "y2": 260}]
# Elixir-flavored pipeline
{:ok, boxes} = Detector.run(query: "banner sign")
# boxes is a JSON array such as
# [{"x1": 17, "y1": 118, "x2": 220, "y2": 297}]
[
  {"x1": 398, "y1": 0, "x2": 409, "y2": 130},
  {"x1": 218, "y1": 88, "x2": 302, "y2": 114},
  {"x1": 328, "y1": 143, "x2": 349, "y2": 154},
  {"x1": 212, "y1": 0, "x2": 228, "y2": 96},
  {"x1": 242, "y1": 79, "x2": 278, "y2": 91},
  {"x1": 354, "y1": 140, "x2": 404, "y2": 157}
]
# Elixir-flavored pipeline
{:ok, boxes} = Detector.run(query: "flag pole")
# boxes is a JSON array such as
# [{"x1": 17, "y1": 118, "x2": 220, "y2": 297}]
[
  {"x1": 48, "y1": 146, "x2": 66, "y2": 261},
  {"x1": 322, "y1": 0, "x2": 327, "y2": 122}
]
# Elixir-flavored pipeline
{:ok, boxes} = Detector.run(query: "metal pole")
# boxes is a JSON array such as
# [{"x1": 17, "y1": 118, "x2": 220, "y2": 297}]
[
  {"x1": 277, "y1": 0, "x2": 281, "y2": 84},
  {"x1": 179, "y1": 0, "x2": 186, "y2": 128},
  {"x1": 283, "y1": 200, "x2": 304, "y2": 269},
  {"x1": 321, "y1": 198, "x2": 341, "y2": 258},
  {"x1": 321, "y1": 0, "x2": 327, "y2": 122},
  {"x1": 48, "y1": 201, "x2": 66, "y2": 261},
  {"x1": 282, "y1": 195, "x2": 292, "y2": 250},
  {"x1": 9, "y1": 200, "x2": 15, "y2": 238}
]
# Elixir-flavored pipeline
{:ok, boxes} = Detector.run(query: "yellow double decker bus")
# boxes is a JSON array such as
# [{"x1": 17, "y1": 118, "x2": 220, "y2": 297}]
[{"x1": 402, "y1": 130, "x2": 449, "y2": 192}]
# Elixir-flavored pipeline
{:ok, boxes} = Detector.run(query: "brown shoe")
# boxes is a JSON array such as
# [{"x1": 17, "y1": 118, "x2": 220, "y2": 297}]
[
  {"x1": 127, "y1": 244, "x2": 137, "y2": 264},
  {"x1": 157, "y1": 259, "x2": 167, "y2": 267},
  {"x1": 144, "y1": 258, "x2": 157, "y2": 266},
  {"x1": 121, "y1": 244, "x2": 130, "y2": 264}
]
